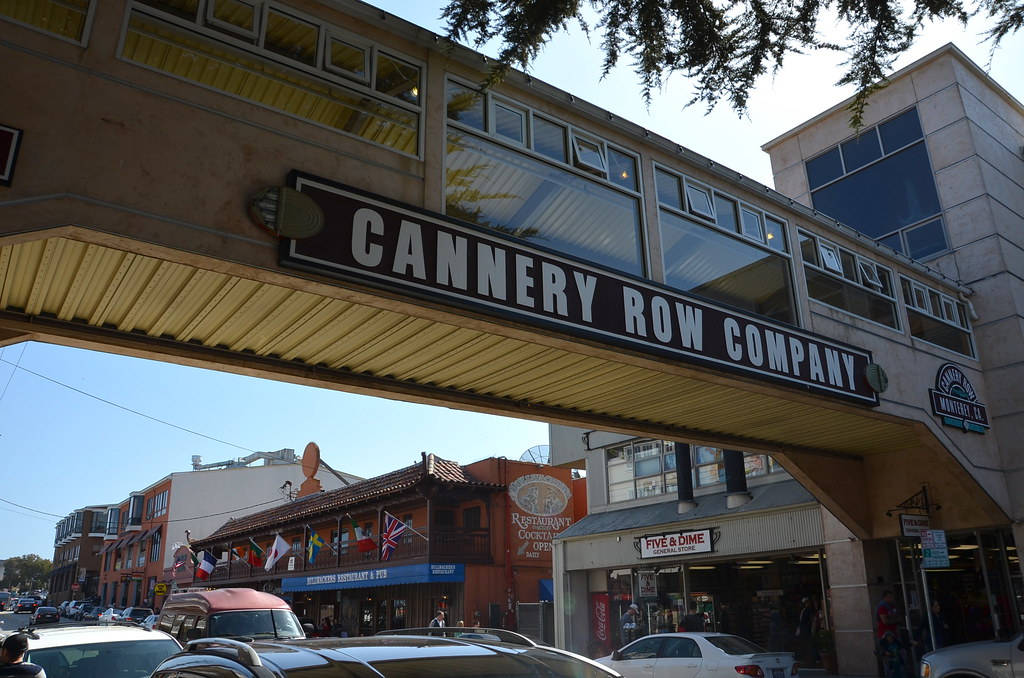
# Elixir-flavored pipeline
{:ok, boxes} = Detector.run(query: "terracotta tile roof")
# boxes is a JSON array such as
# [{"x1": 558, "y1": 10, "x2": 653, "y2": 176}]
[{"x1": 194, "y1": 453, "x2": 501, "y2": 546}]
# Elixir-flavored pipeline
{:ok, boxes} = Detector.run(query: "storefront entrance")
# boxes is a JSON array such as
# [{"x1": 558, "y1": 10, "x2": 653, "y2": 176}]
[{"x1": 607, "y1": 549, "x2": 829, "y2": 662}]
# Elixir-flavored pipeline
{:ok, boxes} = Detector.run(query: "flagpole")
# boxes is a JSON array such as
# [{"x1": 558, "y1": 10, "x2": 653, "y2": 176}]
[{"x1": 384, "y1": 510, "x2": 428, "y2": 541}]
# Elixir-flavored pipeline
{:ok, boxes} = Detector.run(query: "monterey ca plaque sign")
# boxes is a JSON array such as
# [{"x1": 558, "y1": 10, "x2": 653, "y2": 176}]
[{"x1": 282, "y1": 173, "x2": 879, "y2": 405}]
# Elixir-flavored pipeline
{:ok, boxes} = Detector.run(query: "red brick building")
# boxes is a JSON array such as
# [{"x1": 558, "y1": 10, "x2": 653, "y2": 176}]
[{"x1": 192, "y1": 454, "x2": 584, "y2": 636}]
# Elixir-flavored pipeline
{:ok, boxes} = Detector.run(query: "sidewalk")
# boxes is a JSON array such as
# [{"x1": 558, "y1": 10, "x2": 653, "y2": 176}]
[{"x1": 800, "y1": 667, "x2": 879, "y2": 678}]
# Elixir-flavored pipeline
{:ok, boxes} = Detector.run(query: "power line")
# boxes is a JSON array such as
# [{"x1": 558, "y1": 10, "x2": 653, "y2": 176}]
[
  {"x1": 0, "y1": 358, "x2": 257, "y2": 454},
  {"x1": 0, "y1": 505, "x2": 56, "y2": 523},
  {"x1": 0, "y1": 344, "x2": 26, "y2": 404},
  {"x1": 0, "y1": 496, "x2": 64, "y2": 518}
]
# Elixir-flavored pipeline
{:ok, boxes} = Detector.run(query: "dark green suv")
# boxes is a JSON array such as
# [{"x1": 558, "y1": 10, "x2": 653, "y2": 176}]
[{"x1": 151, "y1": 628, "x2": 621, "y2": 678}]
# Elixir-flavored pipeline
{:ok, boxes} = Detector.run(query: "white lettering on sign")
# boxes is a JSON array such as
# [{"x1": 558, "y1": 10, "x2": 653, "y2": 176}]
[
  {"x1": 287, "y1": 178, "x2": 880, "y2": 405},
  {"x1": 639, "y1": 529, "x2": 713, "y2": 558}
]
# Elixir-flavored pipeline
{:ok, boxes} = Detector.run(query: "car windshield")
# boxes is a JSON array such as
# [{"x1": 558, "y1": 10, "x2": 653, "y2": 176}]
[
  {"x1": 706, "y1": 635, "x2": 769, "y2": 655},
  {"x1": 27, "y1": 638, "x2": 181, "y2": 678},
  {"x1": 208, "y1": 609, "x2": 304, "y2": 639}
]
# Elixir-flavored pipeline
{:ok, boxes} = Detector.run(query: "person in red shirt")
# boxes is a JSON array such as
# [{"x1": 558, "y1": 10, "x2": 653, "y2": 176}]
[{"x1": 877, "y1": 590, "x2": 899, "y2": 639}]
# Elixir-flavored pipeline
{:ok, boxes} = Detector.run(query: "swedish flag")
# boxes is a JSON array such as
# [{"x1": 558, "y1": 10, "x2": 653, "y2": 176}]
[{"x1": 307, "y1": 530, "x2": 326, "y2": 563}]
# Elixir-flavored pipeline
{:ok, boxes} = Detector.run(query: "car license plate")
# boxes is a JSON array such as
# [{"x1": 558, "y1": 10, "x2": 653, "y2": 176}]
[{"x1": 772, "y1": 669, "x2": 784, "y2": 678}]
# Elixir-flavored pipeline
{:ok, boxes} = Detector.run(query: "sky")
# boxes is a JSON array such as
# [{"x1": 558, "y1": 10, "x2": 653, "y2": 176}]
[{"x1": 1, "y1": 2, "x2": 1021, "y2": 562}]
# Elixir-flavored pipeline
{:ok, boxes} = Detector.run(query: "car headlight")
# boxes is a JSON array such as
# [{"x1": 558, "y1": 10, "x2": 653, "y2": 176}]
[{"x1": 921, "y1": 662, "x2": 931, "y2": 678}]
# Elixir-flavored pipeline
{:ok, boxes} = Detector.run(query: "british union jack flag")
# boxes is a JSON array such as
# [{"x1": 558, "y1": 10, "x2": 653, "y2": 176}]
[{"x1": 380, "y1": 513, "x2": 408, "y2": 561}]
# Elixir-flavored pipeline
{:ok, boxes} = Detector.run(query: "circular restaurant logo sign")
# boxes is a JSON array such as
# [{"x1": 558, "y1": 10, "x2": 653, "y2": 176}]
[{"x1": 508, "y1": 474, "x2": 570, "y2": 516}]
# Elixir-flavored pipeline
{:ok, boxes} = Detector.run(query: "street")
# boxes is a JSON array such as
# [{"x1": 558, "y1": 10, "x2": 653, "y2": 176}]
[{"x1": 0, "y1": 610, "x2": 83, "y2": 631}]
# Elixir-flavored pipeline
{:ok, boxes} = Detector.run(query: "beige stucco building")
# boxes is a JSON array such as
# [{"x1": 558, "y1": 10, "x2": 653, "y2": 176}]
[{"x1": 2, "y1": 1, "x2": 1020, "y2": 672}]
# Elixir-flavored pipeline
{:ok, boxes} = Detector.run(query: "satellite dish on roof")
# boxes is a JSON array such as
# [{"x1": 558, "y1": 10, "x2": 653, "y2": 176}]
[{"x1": 520, "y1": 444, "x2": 551, "y2": 465}]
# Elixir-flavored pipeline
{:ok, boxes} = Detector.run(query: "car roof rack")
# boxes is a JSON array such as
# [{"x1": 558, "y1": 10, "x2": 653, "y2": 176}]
[{"x1": 375, "y1": 627, "x2": 538, "y2": 647}]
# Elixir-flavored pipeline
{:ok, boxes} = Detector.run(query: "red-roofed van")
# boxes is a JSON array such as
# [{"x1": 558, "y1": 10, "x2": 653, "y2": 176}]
[{"x1": 156, "y1": 588, "x2": 306, "y2": 644}]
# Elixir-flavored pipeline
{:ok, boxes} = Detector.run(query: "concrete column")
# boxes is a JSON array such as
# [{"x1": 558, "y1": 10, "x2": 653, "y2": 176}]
[
  {"x1": 1011, "y1": 523, "x2": 1024, "y2": 584},
  {"x1": 821, "y1": 509, "x2": 878, "y2": 676},
  {"x1": 724, "y1": 450, "x2": 752, "y2": 508}
]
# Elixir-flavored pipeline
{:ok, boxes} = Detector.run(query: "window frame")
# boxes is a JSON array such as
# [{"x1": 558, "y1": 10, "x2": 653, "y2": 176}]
[
  {"x1": 491, "y1": 97, "x2": 528, "y2": 146},
  {"x1": 205, "y1": 0, "x2": 260, "y2": 41},
  {"x1": 571, "y1": 132, "x2": 608, "y2": 176},
  {"x1": 121, "y1": 1, "x2": 426, "y2": 159},
  {"x1": 684, "y1": 179, "x2": 715, "y2": 220},
  {"x1": 322, "y1": 30, "x2": 371, "y2": 84},
  {"x1": 817, "y1": 242, "x2": 843, "y2": 274},
  {"x1": 0, "y1": 0, "x2": 98, "y2": 46}
]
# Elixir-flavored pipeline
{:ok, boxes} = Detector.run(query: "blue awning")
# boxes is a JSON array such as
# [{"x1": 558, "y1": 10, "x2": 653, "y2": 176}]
[{"x1": 282, "y1": 563, "x2": 465, "y2": 592}]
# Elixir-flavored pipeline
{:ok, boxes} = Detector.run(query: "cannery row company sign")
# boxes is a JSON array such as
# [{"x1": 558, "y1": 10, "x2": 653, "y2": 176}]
[
  {"x1": 281, "y1": 173, "x2": 879, "y2": 405},
  {"x1": 929, "y1": 363, "x2": 988, "y2": 434},
  {"x1": 637, "y1": 528, "x2": 714, "y2": 559}
]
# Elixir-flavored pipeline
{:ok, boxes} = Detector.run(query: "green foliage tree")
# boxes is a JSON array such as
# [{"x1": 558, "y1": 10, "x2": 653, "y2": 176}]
[
  {"x1": 441, "y1": 0, "x2": 1021, "y2": 126},
  {"x1": 2, "y1": 554, "x2": 53, "y2": 592}
]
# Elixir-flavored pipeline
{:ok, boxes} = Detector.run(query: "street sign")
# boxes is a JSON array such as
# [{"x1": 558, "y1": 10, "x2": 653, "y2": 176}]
[
  {"x1": 921, "y1": 529, "x2": 949, "y2": 568},
  {"x1": 900, "y1": 514, "x2": 930, "y2": 537},
  {"x1": 154, "y1": 583, "x2": 168, "y2": 595}
]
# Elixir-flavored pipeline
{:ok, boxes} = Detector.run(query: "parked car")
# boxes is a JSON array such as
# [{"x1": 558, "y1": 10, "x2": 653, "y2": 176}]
[
  {"x1": 16, "y1": 598, "x2": 40, "y2": 613},
  {"x1": 66, "y1": 600, "x2": 87, "y2": 619},
  {"x1": 141, "y1": 614, "x2": 159, "y2": 630},
  {"x1": 921, "y1": 633, "x2": 1024, "y2": 678},
  {"x1": 597, "y1": 632, "x2": 797, "y2": 678},
  {"x1": 57, "y1": 600, "x2": 71, "y2": 616},
  {"x1": 99, "y1": 607, "x2": 125, "y2": 624},
  {"x1": 121, "y1": 606, "x2": 154, "y2": 624},
  {"x1": 81, "y1": 604, "x2": 105, "y2": 622},
  {"x1": 0, "y1": 592, "x2": 11, "y2": 611},
  {"x1": 4, "y1": 620, "x2": 181, "y2": 678},
  {"x1": 151, "y1": 632, "x2": 621, "y2": 678},
  {"x1": 30, "y1": 606, "x2": 60, "y2": 625},
  {"x1": 156, "y1": 588, "x2": 305, "y2": 644}
]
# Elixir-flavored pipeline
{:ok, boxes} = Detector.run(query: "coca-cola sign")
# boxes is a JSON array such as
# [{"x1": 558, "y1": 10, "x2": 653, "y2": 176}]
[{"x1": 590, "y1": 592, "x2": 611, "y2": 655}]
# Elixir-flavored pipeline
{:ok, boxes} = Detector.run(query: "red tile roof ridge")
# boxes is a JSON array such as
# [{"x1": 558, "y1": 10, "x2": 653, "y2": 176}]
[{"x1": 193, "y1": 453, "x2": 502, "y2": 546}]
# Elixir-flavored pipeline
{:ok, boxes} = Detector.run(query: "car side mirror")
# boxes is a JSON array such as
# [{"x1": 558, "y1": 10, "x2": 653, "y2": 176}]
[
  {"x1": 611, "y1": 650, "x2": 621, "y2": 661},
  {"x1": 302, "y1": 623, "x2": 315, "y2": 635}
]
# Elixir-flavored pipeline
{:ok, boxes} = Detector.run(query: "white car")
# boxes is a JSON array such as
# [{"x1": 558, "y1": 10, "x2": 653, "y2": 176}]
[
  {"x1": 1, "y1": 623, "x2": 180, "y2": 678},
  {"x1": 921, "y1": 633, "x2": 1024, "y2": 678},
  {"x1": 141, "y1": 614, "x2": 159, "y2": 630},
  {"x1": 598, "y1": 632, "x2": 797, "y2": 678},
  {"x1": 99, "y1": 607, "x2": 124, "y2": 624}
]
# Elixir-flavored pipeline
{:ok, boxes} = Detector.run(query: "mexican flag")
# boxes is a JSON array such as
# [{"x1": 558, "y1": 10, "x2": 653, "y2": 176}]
[
  {"x1": 348, "y1": 514, "x2": 376, "y2": 553},
  {"x1": 247, "y1": 538, "x2": 265, "y2": 567}
]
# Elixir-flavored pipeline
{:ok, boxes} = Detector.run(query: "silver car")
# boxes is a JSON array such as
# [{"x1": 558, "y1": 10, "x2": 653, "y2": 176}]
[{"x1": 921, "y1": 633, "x2": 1024, "y2": 678}]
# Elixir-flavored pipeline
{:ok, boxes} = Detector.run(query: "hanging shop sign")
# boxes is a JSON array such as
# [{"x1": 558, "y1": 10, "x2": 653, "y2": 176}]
[
  {"x1": 281, "y1": 562, "x2": 465, "y2": 592},
  {"x1": 0, "y1": 123, "x2": 22, "y2": 186},
  {"x1": 928, "y1": 363, "x2": 988, "y2": 433},
  {"x1": 921, "y1": 530, "x2": 950, "y2": 569},
  {"x1": 638, "y1": 529, "x2": 713, "y2": 559},
  {"x1": 899, "y1": 514, "x2": 930, "y2": 538},
  {"x1": 638, "y1": 570, "x2": 658, "y2": 598},
  {"x1": 282, "y1": 174, "x2": 879, "y2": 406},
  {"x1": 508, "y1": 473, "x2": 574, "y2": 563}
]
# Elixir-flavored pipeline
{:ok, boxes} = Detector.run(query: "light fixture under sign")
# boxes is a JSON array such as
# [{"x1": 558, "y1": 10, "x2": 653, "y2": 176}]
[{"x1": 249, "y1": 186, "x2": 324, "y2": 239}]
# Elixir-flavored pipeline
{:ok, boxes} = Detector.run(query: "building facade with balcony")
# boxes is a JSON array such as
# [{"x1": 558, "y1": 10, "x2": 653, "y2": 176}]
[
  {"x1": 95, "y1": 448, "x2": 358, "y2": 610},
  {"x1": 191, "y1": 454, "x2": 581, "y2": 637},
  {"x1": 49, "y1": 505, "x2": 112, "y2": 603}
]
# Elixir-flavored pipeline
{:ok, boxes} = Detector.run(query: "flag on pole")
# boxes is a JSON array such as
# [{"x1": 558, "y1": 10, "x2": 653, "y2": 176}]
[
  {"x1": 231, "y1": 546, "x2": 247, "y2": 560},
  {"x1": 247, "y1": 538, "x2": 265, "y2": 568},
  {"x1": 194, "y1": 551, "x2": 216, "y2": 580},
  {"x1": 347, "y1": 514, "x2": 376, "y2": 553},
  {"x1": 264, "y1": 534, "x2": 291, "y2": 571},
  {"x1": 307, "y1": 530, "x2": 326, "y2": 563},
  {"x1": 380, "y1": 513, "x2": 407, "y2": 561}
]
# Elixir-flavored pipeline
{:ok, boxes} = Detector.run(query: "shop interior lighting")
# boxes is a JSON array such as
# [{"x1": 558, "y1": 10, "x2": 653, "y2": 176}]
[
  {"x1": 739, "y1": 565, "x2": 764, "y2": 569},
  {"x1": 743, "y1": 560, "x2": 774, "y2": 564},
  {"x1": 794, "y1": 560, "x2": 819, "y2": 565},
  {"x1": 950, "y1": 544, "x2": 979, "y2": 550},
  {"x1": 689, "y1": 565, "x2": 716, "y2": 570}
]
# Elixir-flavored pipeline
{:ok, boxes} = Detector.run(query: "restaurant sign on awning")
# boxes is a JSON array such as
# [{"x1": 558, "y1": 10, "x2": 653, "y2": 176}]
[{"x1": 282, "y1": 173, "x2": 879, "y2": 405}]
